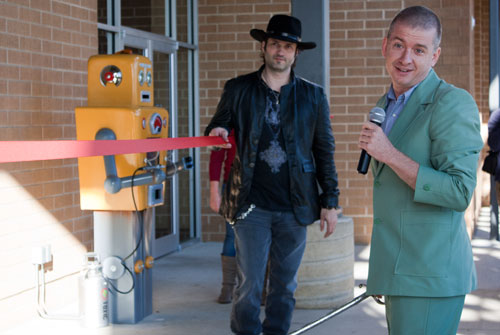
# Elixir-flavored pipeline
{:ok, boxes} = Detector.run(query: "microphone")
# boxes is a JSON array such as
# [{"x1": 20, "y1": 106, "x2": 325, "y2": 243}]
[{"x1": 357, "y1": 107, "x2": 386, "y2": 175}]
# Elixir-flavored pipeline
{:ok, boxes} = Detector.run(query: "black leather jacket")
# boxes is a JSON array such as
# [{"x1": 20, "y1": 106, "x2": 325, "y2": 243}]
[{"x1": 205, "y1": 66, "x2": 339, "y2": 225}]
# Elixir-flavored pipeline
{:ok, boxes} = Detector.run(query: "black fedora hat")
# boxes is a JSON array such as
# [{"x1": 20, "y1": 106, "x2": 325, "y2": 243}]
[{"x1": 250, "y1": 14, "x2": 316, "y2": 50}]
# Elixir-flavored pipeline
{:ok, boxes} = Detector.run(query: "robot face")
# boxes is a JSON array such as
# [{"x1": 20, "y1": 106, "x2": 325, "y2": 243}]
[
  {"x1": 138, "y1": 70, "x2": 152, "y2": 86},
  {"x1": 100, "y1": 65, "x2": 122, "y2": 86},
  {"x1": 88, "y1": 54, "x2": 154, "y2": 107}
]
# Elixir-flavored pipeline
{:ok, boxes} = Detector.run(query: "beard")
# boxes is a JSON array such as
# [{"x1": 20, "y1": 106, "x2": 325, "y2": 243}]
[{"x1": 263, "y1": 53, "x2": 295, "y2": 73}]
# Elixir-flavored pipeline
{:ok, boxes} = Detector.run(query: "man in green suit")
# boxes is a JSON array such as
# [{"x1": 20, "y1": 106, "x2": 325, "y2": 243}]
[{"x1": 359, "y1": 6, "x2": 483, "y2": 334}]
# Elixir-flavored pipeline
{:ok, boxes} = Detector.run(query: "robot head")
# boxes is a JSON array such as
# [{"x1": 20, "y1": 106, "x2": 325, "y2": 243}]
[{"x1": 87, "y1": 52, "x2": 154, "y2": 108}]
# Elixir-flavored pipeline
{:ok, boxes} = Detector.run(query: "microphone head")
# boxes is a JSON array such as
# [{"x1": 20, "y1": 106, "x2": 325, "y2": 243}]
[{"x1": 369, "y1": 107, "x2": 386, "y2": 124}]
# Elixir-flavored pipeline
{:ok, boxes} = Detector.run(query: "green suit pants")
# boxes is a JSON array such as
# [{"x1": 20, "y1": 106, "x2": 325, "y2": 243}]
[{"x1": 385, "y1": 295, "x2": 466, "y2": 335}]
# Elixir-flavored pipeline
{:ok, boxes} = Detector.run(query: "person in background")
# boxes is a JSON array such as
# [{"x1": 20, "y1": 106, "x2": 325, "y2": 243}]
[
  {"x1": 488, "y1": 109, "x2": 500, "y2": 203},
  {"x1": 487, "y1": 108, "x2": 500, "y2": 240},
  {"x1": 209, "y1": 132, "x2": 237, "y2": 304},
  {"x1": 205, "y1": 14, "x2": 340, "y2": 335},
  {"x1": 359, "y1": 6, "x2": 483, "y2": 334}
]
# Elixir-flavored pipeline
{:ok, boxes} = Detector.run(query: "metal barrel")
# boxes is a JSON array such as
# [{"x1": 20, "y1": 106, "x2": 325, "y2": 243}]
[{"x1": 288, "y1": 292, "x2": 371, "y2": 335}]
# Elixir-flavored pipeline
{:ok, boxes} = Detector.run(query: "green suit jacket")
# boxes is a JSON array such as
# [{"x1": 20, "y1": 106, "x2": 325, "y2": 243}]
[{"x1": 366, "y1": 69, "x2": 483, "y2": 297}]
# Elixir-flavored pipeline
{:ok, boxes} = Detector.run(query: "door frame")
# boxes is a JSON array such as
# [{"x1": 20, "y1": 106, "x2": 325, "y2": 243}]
[
  {"x1": 97, "y1": 23, "x2": 181, "y2": 257},
  {"x1": 96, "y1": 0, "x2": 200, "y2": 257}
]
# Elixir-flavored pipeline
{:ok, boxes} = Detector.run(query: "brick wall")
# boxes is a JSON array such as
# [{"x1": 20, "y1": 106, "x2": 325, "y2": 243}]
[
  {"x1": 475, "y1": 0, "x2": 490, "y2": 123},
  {"x1": 199, "y1": 0, "x2": 479, "y2": 244},
  {"x1": 474, "y1": 0, "x2": 492, "y2": 210},
  {"x1": 330, "y1": 0, "x2": 391, "y2": 244},
  {"x1": 0, "y1": 0, "x2": 97, "y2": 328}
]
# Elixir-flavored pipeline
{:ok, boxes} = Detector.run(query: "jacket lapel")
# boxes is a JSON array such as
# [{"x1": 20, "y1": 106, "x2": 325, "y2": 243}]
[{"x1": 372, "y1": 69, "x2": 441, "y2": 177}]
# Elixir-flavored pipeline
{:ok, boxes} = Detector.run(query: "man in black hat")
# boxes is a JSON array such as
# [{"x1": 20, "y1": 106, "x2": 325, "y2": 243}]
[{"x1": 205, "y1": 14, "x2": 340, "y2": 335}]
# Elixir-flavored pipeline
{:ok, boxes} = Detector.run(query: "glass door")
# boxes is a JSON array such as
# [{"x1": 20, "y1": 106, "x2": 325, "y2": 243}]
[
  {"x1": 122, "y1": 32, "x2": 180, "y2": 257},
  {"x1": 151, "y1": 49, "x2": 180, "y2": 257}
]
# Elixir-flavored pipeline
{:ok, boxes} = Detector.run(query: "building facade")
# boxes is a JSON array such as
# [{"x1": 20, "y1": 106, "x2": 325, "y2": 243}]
[{"x1": 0, "y1": 0, "x2": 493, "y2": 329}]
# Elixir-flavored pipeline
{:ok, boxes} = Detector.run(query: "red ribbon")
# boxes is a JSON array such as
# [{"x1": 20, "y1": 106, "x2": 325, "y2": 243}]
[{"x1": 0, "y1": 136, "x2": 226, "y2": 164}]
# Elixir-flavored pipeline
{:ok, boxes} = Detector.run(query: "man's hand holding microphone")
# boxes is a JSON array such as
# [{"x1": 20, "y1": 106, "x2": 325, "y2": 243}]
[
  {"x1": 357, "y1": 107, "x2": 387, "y2": 174},
  {"x1": 358, "y1": 106, "x2": 419, "y2": 189}
]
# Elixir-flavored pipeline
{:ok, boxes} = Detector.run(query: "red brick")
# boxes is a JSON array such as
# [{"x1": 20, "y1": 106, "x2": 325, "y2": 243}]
[
  {"x1": 333, "y1": 20, "x2": 365, "y2": 30},
  {"x1": 348, "y1": 29, "x2": 385, "y2": 39},
  {"x1": 73, "y1": 216, "x2": 92, "y2": 232},
  {"x1": 71, "y1": 32, "x2": 90, "y2": 46},
  {"x1": 71, "y1": 6, "x2": 90, "y2": 20},
  {"x1": 52, "y1": 29, "x2": 71, "y2": 43},
  {"x1": 63, "y1": 125, "x2": 76, "y2": 139},
  {"x1": 20, "y1": 96, "x2": 42, "y2": 111},
  {"x1": 53, "y1": 2, "x2": 71, "y2": 16},
  {"x1": 7, "y1": 111, "x2": 30, "y2": 126},
  {"x1": 7, "y1": 50, "x2": 30, "y2": 66},
  {"x1": 81, "y1": 46, "x2": 97, "y2": 59},
  {"x1": 333, "y1": 2, "x2": 366, "y2": 11},
  {"x1": 42, "y1": 126, "x2": 64, "y2": 140},
  {"x1": 19, "y1": 7, "x2": 41, "y2": 24},
  {"x1": 20, "y1": 36, "x2": 42, "y2": 52},
  {"x1": 235, "y1": 14, "x2": 271, "y2": 24},
  {"x1": 218, "y1": 23, "x2": 254, "y2": 33},
  {"x1": 0, "y1": 3, "x2": 19, "y2": 20},
  {"x1": 347, "y1": 10, "x2": 384, "y2": 20},
  {"x1": 42, "y1": 13, "x2": 62, "y2": 28},
  {"x1": 8, "y1": 81, "x2": 31, "y2": 95},
  {"x1": 0, "y1": 96, "x2": 20, "y2": 110},
  {"x1": 62, "y1": 44, "x2": 81, "y2": 58},
  {"x1": 31, "y1": 54, "x2": 52, "y2": 68},
  {"x1": 42, "y1": 40, "x2": 63, "y2": 55},
  {"x1": 31, "y1": 110, "x2": 52, "y2": 126},
  {"x1": 42, "y1": 69, "x2": 64, "y2": 83},
  {"x1": 0, "y1": 65, "x2": 20, "y2": 80},
  {"x1": 53, "y1": 56, "x2": 72, "y2": 70},
  {"x1": 62, "y1": 17, "x2": 81, "y2": 32},
  {"x1": 39, "y1": 197, "x2": 56, "y2": 211},
  {"x1": 254, "y1": 4, "x2": 290, "y2": 13},
  {"x1": 366, "y1": 1, "x2": 403, "y2": 10},
  {"x1": 217, "y1": 4, "x2": 253, "y2": 14},
  {"x1": 30, "y1": 0, "x2": 51, "y2": 11},
  {"x1": 39, "y1": 97, "x2": 63, "y2": 112},
  {"x1": 43, "y1": 181, "x2": 64, "y2": 197},
  {"x1": 62, "y1": 205, "x2": 83, "y2": 221},
  {"x1": 206, "y1": 15, "x2": 235, "y2": 24}
]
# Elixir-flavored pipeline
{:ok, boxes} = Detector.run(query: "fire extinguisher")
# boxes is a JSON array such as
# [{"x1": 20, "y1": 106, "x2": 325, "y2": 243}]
[{"x1": 79, "y1": 252, "x2": 109, "y2": 328}]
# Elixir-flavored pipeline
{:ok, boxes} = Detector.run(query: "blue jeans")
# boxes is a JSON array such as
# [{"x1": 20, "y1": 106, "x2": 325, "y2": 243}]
[
  {"x1": 222, "y1": 220, "x2": 236, "y2": 257},
  {"x1": 230, "y1": 206, "x2": 307, "y2": 335}
]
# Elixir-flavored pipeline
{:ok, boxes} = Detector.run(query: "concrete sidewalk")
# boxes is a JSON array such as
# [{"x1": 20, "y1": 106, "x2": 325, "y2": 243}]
[{"x1": 6, "y1": 208, "x2": 500, "y2": 335}]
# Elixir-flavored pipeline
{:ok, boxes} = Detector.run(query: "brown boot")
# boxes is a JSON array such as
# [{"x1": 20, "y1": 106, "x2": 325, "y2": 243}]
[{"x1": 218, "y1": 255, "x2": 236, "y2": 304}]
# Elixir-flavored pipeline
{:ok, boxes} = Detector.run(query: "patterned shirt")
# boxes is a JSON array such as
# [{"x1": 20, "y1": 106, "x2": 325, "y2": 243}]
[{"x1": 247, "y1": 80, "x2": 292, "y2": 211}]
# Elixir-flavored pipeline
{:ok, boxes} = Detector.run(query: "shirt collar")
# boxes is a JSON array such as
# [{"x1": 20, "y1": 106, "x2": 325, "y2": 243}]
[{"x1": 387, "y1": 83, "x2": 419, "y2": 105}]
